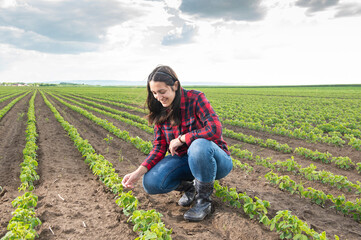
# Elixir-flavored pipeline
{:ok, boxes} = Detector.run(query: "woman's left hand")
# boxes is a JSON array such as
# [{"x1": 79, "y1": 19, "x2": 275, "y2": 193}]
[{"x1": 169, "y1": 138, "x2": 183, "y2": 156}]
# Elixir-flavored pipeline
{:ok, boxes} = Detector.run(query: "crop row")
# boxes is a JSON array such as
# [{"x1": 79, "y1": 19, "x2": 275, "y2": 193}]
[
  {"x1": 214, "y1": 181, "x2": 336, "y2": 240},
  {"x1": 265, "y1": 171, "x2": 361, "y2": 222},
  {"x1": 0, "y1": 91, "x2": 25, "y2": 96},
  {"x1": 65, "y1": 93, "x2": 146, "y2": 114},
  {"x1": 41, "y1": 91, "x2": 172, "y2": 239},
  {"x1": 224, "y1": 128, "x2": 360, "y2": 172},
  {"x1": 229, "y1": 146, "x2": 361, "y2": 224},
  {"x1": 60, "y1": 93, "x2": 147, "y2": 124},
  {"x1": 53, "y1": 93, "x2": 152, "y2": 133},
  {"x1": 209, "y1": 90, "x2": 361, "y2": 150},
  {"x1": 207, "y1": 92, "x2": 361, "y2": 138},
  {"x1": 232, "y1": 157, "x2": 254, "y2": 174},
  {"x1": 50, "y1": 88, "x2": 145, "y2": 111},
  {"x1": 0, "y1": 92, "x2": 29, "y2": 121},
  {"x1": 229, "y1": 145, "x2": 361, "y2": 195},
  {"x1": 46, "y1": 92, "x2": 153, "y2": 154},
  {"x1": 0, "y1": 87, "x2": 29, "y2": 96},
  {"x1": 223, "y1": 118, "x2": 350, "y2": 147},
  {"x1": 224, "y1": 128, "x2": 292, "y2": 153},
  {"x1": 344, "y1": 134, "x2": 361, "y2": 151},
  {"x1": 2, "y1": 91, "x2": 42, "y2": 240},
  {"x1": 294, "y1": 147, "x2": 360, "y2": 171},
  {"x1": 0, "y1": 92, "x2": 9, "y2": 98},
  {"x1": 19, "y1": 91, "x2": 40, "y2": 192},
  {"x1": 0, "y1": 92, "x2": 24, "y2": 104},
  {"x1": 202, "y1": 92, "x2": 361, "y2": 148}
]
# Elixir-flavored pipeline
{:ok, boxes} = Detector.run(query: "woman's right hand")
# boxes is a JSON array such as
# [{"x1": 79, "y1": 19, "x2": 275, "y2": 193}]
[{"x1": 122, "y1": 166, "x2": 148, "y2": 189}]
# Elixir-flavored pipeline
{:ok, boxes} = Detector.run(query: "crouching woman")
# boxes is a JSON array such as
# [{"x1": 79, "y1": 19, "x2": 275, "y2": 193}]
[{"x1": 121, "y1": 65, "x2": 233, "y2": 221}]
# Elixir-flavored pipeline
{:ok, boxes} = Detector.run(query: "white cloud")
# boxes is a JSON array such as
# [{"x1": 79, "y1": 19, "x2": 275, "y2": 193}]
[
  {"x1": 335, "y1": 2, "x2": 361, "y2": 17},
  {"x1": 0, "y1": 26, "x2": 98, "y2": 53},
  {"x1": 162, "y1": 23, "x2": 197, "y2": 45},
  {"x1": 295, "y1": 0, "x2": 340, "y2": 13},
  {"x1": 0, "y1": 0, "x2": 142, "y2": 53},
  {"x1": 179, "y1": 0, "x2": 266, "y2": 21}
]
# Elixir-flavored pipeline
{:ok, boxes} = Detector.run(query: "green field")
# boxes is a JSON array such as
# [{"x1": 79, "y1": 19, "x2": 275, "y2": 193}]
[{"x1": 1, "y1": 85, "x2": 361, "y2": 239}]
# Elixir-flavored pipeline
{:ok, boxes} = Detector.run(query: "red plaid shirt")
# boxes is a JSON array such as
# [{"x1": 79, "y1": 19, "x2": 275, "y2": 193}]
[{"x1": 141, "y1": 88, "x2": 230, "y2": 171}]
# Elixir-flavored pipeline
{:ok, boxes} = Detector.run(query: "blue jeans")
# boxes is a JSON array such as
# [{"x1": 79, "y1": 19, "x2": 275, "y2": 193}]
[{"x1": 143, "y1": 138, "x2": 233, "y2": 194}]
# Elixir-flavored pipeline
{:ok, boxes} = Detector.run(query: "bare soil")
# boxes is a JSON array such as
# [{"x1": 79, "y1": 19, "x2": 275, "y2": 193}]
[{"x1": 1, "y1": 92, "x2": 361, "y2": 239}]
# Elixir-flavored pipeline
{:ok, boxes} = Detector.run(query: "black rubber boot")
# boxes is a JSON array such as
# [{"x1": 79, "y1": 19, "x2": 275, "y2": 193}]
[
  {"x1": 183, "y1": 179, "x2": 213, "y2": 222},
  {"x1": 176, "y1": 180, "x2": 196, "y2": 207}
]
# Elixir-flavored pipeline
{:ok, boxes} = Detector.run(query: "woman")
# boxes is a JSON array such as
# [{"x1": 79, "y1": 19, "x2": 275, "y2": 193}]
[{"x1": 121, "y1": 65, "x2": 232, "y2": 221}]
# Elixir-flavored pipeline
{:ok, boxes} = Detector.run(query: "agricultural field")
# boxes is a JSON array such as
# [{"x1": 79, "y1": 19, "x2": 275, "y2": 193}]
[{"x1": 0, "y1": 85, "x2": 361, "y2": 239}]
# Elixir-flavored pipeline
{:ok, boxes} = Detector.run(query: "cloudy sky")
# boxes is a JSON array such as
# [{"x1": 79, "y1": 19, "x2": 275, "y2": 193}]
[{"x1": 0, "y1": 0, "x2": 360, "y2": 85}]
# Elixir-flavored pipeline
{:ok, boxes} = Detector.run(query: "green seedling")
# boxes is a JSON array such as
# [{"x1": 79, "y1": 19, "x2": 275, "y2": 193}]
[
  {"x1": 17, "y1": 112, "x2": 25, "y2": 121},
  {"x1": 118, "y1": 149, "x2": 124, "y2": 162},
  {"x1": 116, "y1": 191, "x2": 138, "y2": 216},
  {"x1": 104, "y1": 134, "x2": 113, "y2": 153},
  {"x1": 357, "y1": 163, "x2": 361, "y2": 174}
]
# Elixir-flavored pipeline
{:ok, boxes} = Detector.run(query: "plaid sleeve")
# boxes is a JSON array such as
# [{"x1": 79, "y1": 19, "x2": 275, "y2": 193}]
[
  {"x1": 184, "y1": 92, "x2": 222, "y2": 145},
  {"x1": 141, "y1": 124, "x2": 167, "y2": 171}
]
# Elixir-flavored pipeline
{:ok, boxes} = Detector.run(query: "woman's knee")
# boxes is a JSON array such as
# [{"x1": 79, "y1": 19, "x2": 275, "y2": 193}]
[
  {"x1": 142, "y1": 172, "x2": 164, "y2": 194},
  {"x1": 142, "y1": 155, "x2": 192, "y2": 194},
  {"x1": 187, "y1": 138, "x2": 213, "y2": 160},
  {"x1": 215, "y1": 156, "x2": 233, "y2": 180},
  {"x1": 142, "y1": 169, "x2": 181, "y2": 194}
]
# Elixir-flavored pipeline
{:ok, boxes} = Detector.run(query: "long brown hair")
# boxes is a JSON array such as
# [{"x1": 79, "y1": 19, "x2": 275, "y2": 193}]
[{"x1": 146, "y1": 65, "x2": 181, "y2": 126}]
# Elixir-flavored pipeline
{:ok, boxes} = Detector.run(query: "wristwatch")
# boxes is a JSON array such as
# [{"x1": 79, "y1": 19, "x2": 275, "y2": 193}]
[{"x1": 178, "y1": 134, "x2": 185, "y2": 143}]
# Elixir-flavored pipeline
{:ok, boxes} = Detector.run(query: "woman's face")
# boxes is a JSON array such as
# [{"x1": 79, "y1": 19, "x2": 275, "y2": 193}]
[{"x1": 149, "y1": 80, "x2": 178, "y2": 108}]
